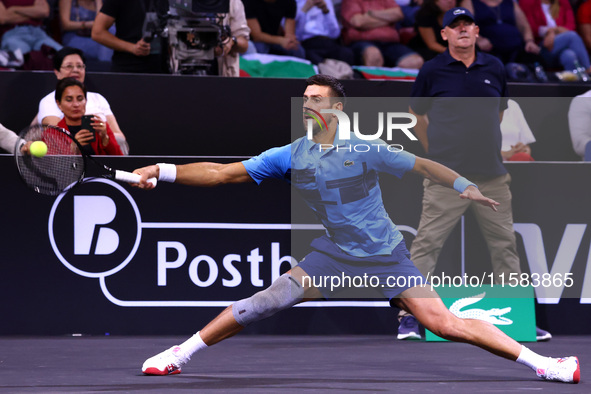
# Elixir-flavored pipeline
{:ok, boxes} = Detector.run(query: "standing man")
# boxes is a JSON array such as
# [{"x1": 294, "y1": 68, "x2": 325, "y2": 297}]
[
  {"x1": 91, "y1": 0, "x2": 168, "y2": 73},
  {"x1": 131, "y1": 74, "x2": 577, "y2": 384},
  {"x1": 397, "y1": 7, "x2": 551, "y2": 341}
]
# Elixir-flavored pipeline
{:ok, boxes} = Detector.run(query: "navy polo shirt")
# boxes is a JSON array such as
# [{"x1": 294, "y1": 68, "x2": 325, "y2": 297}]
[{"x1": 410, "y1": 49, "x2": 508, "y2": 176}]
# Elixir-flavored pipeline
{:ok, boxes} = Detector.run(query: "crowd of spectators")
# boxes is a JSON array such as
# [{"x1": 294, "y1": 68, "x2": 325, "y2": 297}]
[{"x1": 1, "y1": 0, "x2": 591, "y2": 78}]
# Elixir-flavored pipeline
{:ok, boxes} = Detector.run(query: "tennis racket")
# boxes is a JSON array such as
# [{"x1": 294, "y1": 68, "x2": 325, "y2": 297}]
[{"x1": 15, "y1": 124, "x2": 156, "y2": 196}]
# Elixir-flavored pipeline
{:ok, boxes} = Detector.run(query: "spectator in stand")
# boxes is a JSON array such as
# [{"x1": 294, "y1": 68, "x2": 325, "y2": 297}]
[
  {"x1": 520, "y1": 0, "x2": 591, "y2": 74},
  {"x1": 243, "y1": 0, "x2": 306, "y2": 59},
  {"x1": 295, "y1": 0, "x2": 354, "y2": 65},
  {"x1": 341, "y1": 0, "x2": 424, "y2": 68},
  {"x1": 0, "y1": 0, "x2": 62, "y2": 57},
  {"x1": 91, "y1": 0, "x2": 168, "y2": 73},
  {"x1": 500, "y1": 99, "x2": 535, "y2": 161},
  {"x1": 408, "y1": 0, "x2": 456, "y2": 61},
  {"x1": 568, "y1": 89, "x2": 591, "y2": 160},
  {"x1": 576, "y1": 0, "x2": 591, "y2": 56},
  {"x1": 397, "y1": 0, "x2": 422, "y2": 27},
  {"x1": 58, "y1": 0, "x2": 114, "y2": 68},
  {"x1": 55, "y1": 77, "x2": 123, "y2": 156},
  {"x1": 461, "y1": 0, "x2": 541, "y2": 65},
  {"x1": 34, "y1": 47, "x2": 129, "y2": 154}
]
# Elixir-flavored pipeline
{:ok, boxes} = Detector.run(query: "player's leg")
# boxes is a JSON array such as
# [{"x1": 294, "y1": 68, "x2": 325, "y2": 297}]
[
  {"x1": 142, "y1": 266, "x2": 322, "y2": 375},
  {"x1": 393, "y1": 285, "x2": 580, "y2": 383},
  {"x1": 201, "y1": 265, "x2": 322, "y2": 345},
  {"x1": 398, "y1": 179, "x2": 469, "y2": 338},
  {"x1": 395, "y1": 285, "x2": 521, "y2": 357}
]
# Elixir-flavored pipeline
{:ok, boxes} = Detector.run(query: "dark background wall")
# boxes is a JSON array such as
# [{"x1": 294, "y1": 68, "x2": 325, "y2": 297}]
[{"x1": 0, "y1": 71, "x2": 589, "y2": 160}]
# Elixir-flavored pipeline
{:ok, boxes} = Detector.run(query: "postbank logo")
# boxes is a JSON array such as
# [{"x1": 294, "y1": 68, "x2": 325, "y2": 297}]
[
  {"x1": 47, "y1": 179, "x2": 420, "y2": 308},
  {"x1": 49, "y1": 178, "x2": 142, "y2": 278}
]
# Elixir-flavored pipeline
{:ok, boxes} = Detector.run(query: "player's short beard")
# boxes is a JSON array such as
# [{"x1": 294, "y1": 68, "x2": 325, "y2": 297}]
[{"x1": 303, "y1": 119, "x2": 322, "y2": 136}]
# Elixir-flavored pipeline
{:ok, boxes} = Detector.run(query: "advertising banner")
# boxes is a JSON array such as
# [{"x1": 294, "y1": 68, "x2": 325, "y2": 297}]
[{"x1": 1, "y1": 155, "x2": 590, "y2": 334}]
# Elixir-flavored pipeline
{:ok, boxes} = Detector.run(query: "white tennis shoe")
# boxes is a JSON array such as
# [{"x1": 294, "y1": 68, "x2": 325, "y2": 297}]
[
  {"x1": 142, "y1": 345, "x2": 190, "y2": 375},
  {"x1": 537, "y1": 356, "x2": 580, "y2": 383}
]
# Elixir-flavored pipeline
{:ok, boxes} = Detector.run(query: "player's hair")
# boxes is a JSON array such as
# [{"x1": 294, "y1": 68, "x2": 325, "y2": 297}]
[
  {"x1": 55, "y1": 77, "x2": 88, "y2": 102},
  {"x1": 306, "y1": 74, "x2": 346, "y2": 106},
  {"x1": 53, "y1": 47, "x2": 86, "y2": 71}
]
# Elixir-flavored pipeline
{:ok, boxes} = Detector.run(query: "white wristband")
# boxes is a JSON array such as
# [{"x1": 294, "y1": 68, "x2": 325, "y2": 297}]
[{"x1": 157, "y1": 163, "x2": 176, "y2": 183}]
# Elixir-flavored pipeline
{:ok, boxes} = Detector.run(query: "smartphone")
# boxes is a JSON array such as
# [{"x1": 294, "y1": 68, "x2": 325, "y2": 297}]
[{"x1": 81, "y1": 115, "x2": 96, "y2": 142}]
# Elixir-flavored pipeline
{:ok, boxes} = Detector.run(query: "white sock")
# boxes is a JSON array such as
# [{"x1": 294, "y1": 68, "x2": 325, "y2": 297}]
[
  {"x1": 178, "y1": 331, "x2": 208, "y2": 358},
  {"x1": 516, "y1": 345, "x2": 551, "y2": 374}
]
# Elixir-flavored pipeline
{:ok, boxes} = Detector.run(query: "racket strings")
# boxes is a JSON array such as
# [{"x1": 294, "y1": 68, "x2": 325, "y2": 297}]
[{"x1": 16, "y1": 125, "x2": 85, "y2": 196}]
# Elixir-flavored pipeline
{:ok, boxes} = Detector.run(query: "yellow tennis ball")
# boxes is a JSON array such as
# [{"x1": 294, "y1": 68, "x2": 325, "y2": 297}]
[{"x1": 30, "y1": 141, "x2": 48, "y2": 158}]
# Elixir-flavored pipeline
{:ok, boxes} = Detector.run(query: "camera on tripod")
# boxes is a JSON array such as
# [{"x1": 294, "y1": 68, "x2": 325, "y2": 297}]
[{"x1": 164, "y1": 0, "x2": 231, "y2": 74}]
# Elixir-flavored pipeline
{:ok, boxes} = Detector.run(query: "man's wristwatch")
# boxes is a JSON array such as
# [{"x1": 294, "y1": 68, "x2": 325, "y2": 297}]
[{"x1": 231, "y1": 36, "x2": 237, "y2": 45}]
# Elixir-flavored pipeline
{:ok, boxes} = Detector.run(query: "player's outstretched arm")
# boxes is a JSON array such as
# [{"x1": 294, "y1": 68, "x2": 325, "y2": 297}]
[
  {"x1": 133, "y1": 162, "x2": 254, "y2": 189},
  {"x1": 411, "y1": 157, "x2": 499, "y2": 211}
]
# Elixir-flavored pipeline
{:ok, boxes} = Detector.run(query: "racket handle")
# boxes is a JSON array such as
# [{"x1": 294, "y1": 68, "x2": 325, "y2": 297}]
[{"x1": 115, "y1": 170, "x2": 157, "y2": 187}]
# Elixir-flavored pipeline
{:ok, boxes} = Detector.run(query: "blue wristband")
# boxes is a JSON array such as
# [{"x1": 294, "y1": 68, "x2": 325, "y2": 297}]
[{"x1": 453, "y1": 177, "x2": 477, "y2": 193}]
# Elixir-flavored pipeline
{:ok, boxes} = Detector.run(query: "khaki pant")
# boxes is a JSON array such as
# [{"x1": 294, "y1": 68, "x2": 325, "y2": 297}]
[{"x1": 399, "y1": 174, "x2": 520, "y2": 318}]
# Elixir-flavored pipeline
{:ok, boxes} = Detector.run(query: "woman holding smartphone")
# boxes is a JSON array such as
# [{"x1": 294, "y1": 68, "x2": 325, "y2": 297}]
[{"x1": 55, "y1": 77, "x2": 123, "y2": 155}]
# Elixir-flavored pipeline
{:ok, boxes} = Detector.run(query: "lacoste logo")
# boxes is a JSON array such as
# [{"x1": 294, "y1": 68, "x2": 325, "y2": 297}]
[
  {"x1": 449, "y1": 292, "x2": 512, "y2": 325},
  {"x1": 344, "y1": 160, "x2": 354, "y2": 167}
]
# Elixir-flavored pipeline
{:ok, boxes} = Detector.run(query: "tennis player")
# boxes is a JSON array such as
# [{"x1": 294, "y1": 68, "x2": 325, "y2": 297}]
[{"x1": 132, "y1": 74, "x2": 579, "y2": 384}]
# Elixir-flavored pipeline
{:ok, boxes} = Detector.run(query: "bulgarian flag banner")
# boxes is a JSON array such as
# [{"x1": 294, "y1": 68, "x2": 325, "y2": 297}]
[
  {"x1": 240, "y1": 54, "x2": 318, "y2": 78},
  {"x1": 353, "y1": 66, "x2": 419, "y2": 81}
]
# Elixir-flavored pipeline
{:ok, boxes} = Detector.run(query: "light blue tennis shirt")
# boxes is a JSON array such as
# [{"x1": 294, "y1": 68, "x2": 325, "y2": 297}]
[{"x1": 242, "y1": 132, "x2": 416, "y2": 257}]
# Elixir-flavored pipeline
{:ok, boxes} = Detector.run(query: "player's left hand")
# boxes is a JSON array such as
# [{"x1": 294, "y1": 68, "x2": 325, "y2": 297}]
[{"x1": 460, "y1": 185, "x2": 499, "y2": 211}]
